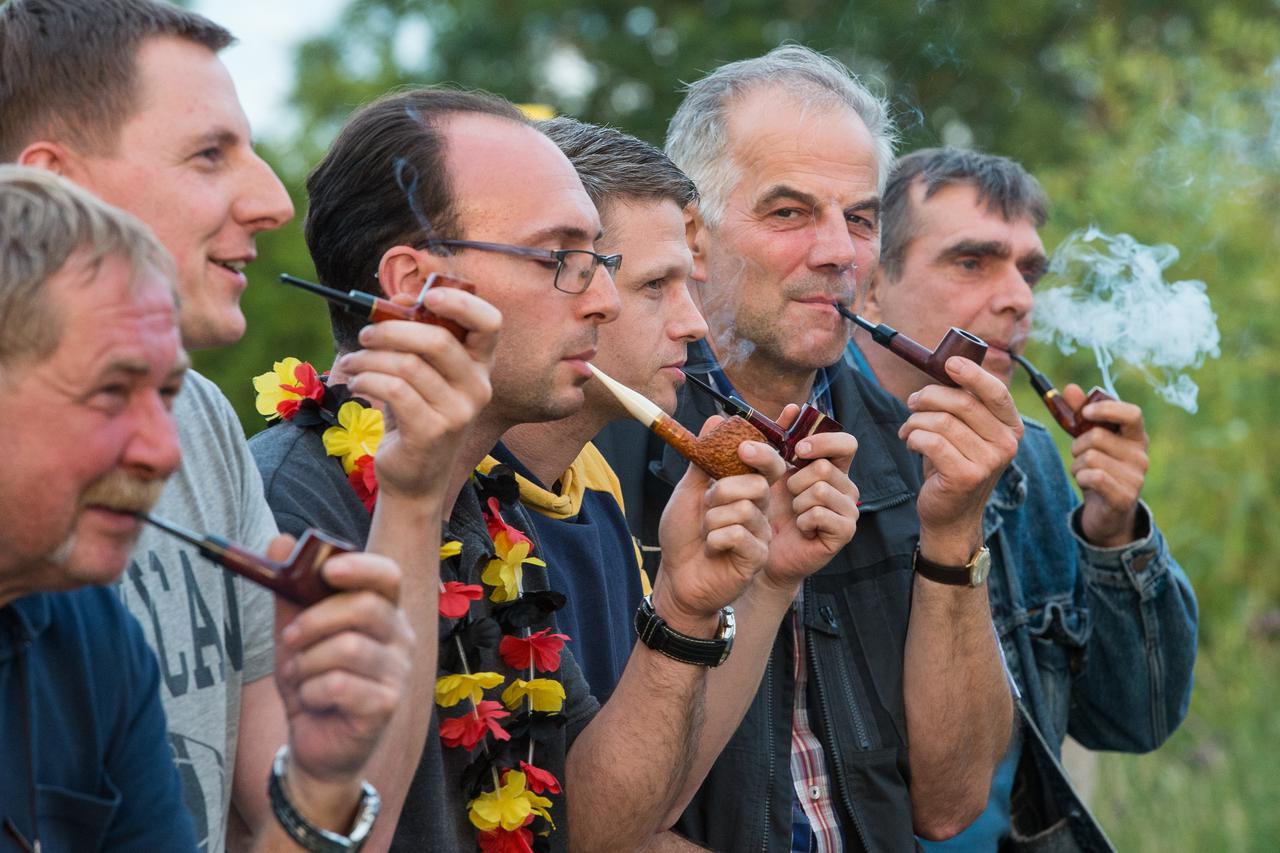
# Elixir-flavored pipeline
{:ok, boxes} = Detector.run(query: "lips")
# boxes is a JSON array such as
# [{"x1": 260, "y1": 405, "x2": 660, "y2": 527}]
[{"x1": 563, "y1": 348, "x2": 597, "y2": 362}]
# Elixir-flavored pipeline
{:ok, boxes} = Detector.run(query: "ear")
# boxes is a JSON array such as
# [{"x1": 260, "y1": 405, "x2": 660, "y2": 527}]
[
  {"x1": 17, "y1": 140, "x2": 79, "y2": 177},
  {"x1": 684, "y1": 203, "x2": 709, "y2": 285},
  {"x1": 859, "y1": 267, "x2": 886, "y2": 322},
  {"x1": 375, "y1": 244, "x2": 448, "y2": 300}
]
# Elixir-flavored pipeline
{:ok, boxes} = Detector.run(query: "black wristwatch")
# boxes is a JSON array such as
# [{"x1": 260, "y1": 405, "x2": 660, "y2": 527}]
[
  {"x1": 913, "y1": 544, "x2": 991, "y2": 588},
  {"x1": 634, "y1": 594, "x2": 735, "y2": 667},
  {"x1": 268, "y1": 746, "x2": 380, "y2": 852}
]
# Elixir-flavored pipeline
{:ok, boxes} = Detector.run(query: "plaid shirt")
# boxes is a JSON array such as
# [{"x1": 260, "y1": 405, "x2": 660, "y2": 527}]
[{"x1": 789, "y1": 588, "x2": 843, "y2": 852}]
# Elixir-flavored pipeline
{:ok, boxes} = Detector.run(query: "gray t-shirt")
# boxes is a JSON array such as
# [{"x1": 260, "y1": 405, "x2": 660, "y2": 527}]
[
  {"x1": 118, "y1": 370, "x2": 277, "y2": 853},
  {"x1": 250, "y1": 420, "x2": 600, "y2": 852}
]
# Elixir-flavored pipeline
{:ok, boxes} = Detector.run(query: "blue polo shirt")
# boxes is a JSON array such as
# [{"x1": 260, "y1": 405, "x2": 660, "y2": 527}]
[{"x1": 0, "y1": 588, "x2": 194, "y2": 851}]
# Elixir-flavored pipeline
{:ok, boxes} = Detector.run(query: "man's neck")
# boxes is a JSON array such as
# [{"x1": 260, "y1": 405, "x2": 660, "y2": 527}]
[
  {"x1": 712, "y1": 337, "x2": 817, "y2": 419},
  {"x1": 502, "y1": 409, "x2": 608, "y2": 490},
  {"x1": 852, "y1": 327, "x2": 926, "y2": 404}
]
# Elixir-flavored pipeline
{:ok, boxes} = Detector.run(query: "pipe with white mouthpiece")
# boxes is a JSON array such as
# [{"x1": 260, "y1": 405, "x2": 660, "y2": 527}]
[{"x1": 587, "y1": 363, "x2": 765, "y2": 479}]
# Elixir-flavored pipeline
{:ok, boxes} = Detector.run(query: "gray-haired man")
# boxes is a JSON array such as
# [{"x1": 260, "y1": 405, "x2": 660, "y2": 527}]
[{"x1": 598, "y1": 45, "x2": 1019, "y2": 850}]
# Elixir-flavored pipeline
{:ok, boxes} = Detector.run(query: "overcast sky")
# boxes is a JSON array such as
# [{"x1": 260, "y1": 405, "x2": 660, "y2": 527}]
[{"x1": 196, "y1": 0, "x2": 349, "y2": 139}]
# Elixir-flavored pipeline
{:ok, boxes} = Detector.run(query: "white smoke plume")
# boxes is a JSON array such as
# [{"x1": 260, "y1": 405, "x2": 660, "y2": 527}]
[{"x1": 1032, "y1": 227, "x2": 1221, "y2": 413}]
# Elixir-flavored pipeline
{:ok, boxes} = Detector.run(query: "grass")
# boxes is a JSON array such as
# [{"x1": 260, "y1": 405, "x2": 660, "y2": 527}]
[{"x1": 1092, "y1": 603, "x2": 1280, "y2": 851}]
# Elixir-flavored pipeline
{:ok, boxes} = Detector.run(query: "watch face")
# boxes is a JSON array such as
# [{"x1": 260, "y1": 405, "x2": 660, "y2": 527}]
[{"x1": 969, "y1": 548, "x2": 992, "y2": 587}]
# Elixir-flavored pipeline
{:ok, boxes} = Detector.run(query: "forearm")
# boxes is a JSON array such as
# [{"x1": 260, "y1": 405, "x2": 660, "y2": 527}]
[
  {"x1": 566, "y1": 639, "x2": 710, "y2": 851},
  {"x1": 637, "y1": 831, "x2": 714, "y2": 851},
  {"x1": 904, "y1": 561, "x2": 1012, "y2": 840},
  {"x1": 356, "y1": 489, "x2": 443, "y2": 847},
  {"x1": 660, "y1": 577, "x2": 798, "y2": 825}
]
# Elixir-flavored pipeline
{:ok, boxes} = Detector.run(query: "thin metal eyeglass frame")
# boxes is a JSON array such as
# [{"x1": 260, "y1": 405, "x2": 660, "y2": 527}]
[{"x1": 422, "y1": 238, "x2": 621, "y2": 293}]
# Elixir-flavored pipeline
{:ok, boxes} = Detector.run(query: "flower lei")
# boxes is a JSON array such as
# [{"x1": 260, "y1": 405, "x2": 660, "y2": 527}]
[{"x1": 254, "y1": 358, "x2": 570, "y2": 852}]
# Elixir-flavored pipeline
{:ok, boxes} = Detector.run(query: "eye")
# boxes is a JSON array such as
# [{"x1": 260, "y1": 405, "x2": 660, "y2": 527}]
[
  {"x1": 89, "y1": 384, "x2": 130, "y2": 413},
  {"x1": 846, "y1": 212, "x2": 877, "y2": 230},
  {"x1": 957, "y1": 257, "x2": 981, "y2": 271},
  {"x1": 642, "y1": 278, "x2": 664, "y2": 291}
]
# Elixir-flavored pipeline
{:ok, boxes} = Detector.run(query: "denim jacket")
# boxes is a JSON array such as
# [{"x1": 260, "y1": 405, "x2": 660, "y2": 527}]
[{"x1": 990, "y1": 418, "x2": 1197, "y2": 758}]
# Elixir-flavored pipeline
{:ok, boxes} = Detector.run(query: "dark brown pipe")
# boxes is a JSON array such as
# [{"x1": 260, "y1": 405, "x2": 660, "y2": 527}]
[
  {"x1": 834, "y1": 303, "x2": 987, "y2": 387},
  {"x1": 281, "y1": 272, "x2": 474, "y2": 341},
  {"x1": 139, "y1": 514, "x2": 349, "y2": 606},
  {"x1": 682, "y1": 372, "x2": 844, "y2": 467},
  {"x1": 1011, "y1": 354, "x2": 1120, "y2": 437}
]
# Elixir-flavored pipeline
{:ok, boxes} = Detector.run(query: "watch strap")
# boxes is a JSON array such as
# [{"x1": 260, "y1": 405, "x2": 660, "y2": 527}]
[
  {"x1": 269, "y1": 746, "x2": 380, "y2": 852},
  {"x1": 912, "y1": 545, "x2": 975, "y2": 586},
  {"x1": 634, "y1": 594, "x2": 734, "y2": 667}
]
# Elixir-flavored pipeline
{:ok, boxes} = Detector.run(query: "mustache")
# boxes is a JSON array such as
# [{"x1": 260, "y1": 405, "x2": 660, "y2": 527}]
[{"x1": 80, "y1": 470, "x2": 166, "y2": 515}]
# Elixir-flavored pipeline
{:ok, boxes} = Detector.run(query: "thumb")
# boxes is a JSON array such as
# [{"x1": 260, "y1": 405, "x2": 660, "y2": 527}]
[
  {"x1": 265, "y1": 532, "x2": 298, "y2": 563},
  {"x1": 776, "y1": 403, "x2": 801, "y2": 430}
]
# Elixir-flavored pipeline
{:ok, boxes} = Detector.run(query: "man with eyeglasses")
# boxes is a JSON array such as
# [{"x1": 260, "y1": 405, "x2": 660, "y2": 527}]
[{"x1": 251, "y1": 88, "x2": 789, "y2": 851}]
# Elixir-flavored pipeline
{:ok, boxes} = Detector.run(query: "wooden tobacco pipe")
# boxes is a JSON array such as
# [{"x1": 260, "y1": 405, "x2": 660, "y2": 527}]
[
  {"x1": 834, "y1": 302, "x2": 987, "y2": 386},
  {"x1": 1011, "y1": 354, "x2": 1120, "y2": 437},
  {"x1": 587, "y1": 364, "x2": 766, "y2": 479},
  {"x1": 138, "y1": 513, "x2": 349, "y2": 606},
  {"x1": 681, "y1": 372, "x2": 843, "y2": 467},
  {"x1": 280, "y1": 272, "x2": 475, "y2": 342}
]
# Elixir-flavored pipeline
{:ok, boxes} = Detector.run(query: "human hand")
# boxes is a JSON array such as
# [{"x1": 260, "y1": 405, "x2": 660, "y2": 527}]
[
  {"x1": 1061, "y1": 383, "x2": 1148, "y2": 547},
  {"x1": 758, "y1": 404, "x2": 859, "y2": 591},
  {"x1": 899, "y1": 357, "x2": 1022, "y2": 562},
  {"x1": 270, "y1": 536, "x2": 413, "y2": 824},
  {"x1": 654, "y1": 416, "x2": 784, "y2": 635},
  {"x1": 337, "y1": 287, "x2": 502, "y2": 501}
]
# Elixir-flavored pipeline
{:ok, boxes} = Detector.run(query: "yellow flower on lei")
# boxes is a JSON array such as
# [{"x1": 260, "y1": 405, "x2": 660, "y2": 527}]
[
  {"x1": 252, "y1": 357, "x2": 310, "y2": 420},
  {"x1": 435, "y1": 671, "x2": 504, "y2": 708},
  {"x1": 501, "y1": 678, "x2": 566, "y2": 713},
  {"x1": 322, "y1": 401, "x2": 384, "y2": 474},
  {"x1": 440, "y1": 540, "x2": 463, "y2": 560},
  {"x1": 468, "y1": 771, "x2": 553, "y2": 832},
  {"x1": 480, "y1": 530, "x2": 546, "y2": 603}
]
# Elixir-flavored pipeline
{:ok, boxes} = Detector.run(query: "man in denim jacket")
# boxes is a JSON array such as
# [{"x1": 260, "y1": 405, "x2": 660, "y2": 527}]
[{"x1": 849, "y1": 147, "x2": 1198, "y2": 850}]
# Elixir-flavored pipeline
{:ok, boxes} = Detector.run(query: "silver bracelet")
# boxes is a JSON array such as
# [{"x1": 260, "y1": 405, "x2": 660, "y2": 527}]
[{"x1": 268, "y1": 746, "x2": 380, "y2": 852}]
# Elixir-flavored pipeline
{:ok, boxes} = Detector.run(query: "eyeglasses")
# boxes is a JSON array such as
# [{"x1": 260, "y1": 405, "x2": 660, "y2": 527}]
[{"x1": 423, "y1": 239, "x2": 622, "y2": 294}]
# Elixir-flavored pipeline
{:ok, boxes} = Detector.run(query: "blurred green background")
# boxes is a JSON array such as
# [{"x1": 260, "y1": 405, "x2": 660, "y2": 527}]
[{"x1": 195, "y1": 1, "x2": 1279, "y2": 847}]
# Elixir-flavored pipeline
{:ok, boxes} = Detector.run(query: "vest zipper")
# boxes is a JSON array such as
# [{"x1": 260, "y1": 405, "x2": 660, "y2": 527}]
[
  {"x1": 759, "y1": 654, "x2": 774, "y2": 853},
  {"x1": 806, "y1": 618, "x2": 870, "y2": 851}
]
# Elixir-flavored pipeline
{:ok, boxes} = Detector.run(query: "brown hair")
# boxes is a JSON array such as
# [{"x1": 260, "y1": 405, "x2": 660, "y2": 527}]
[
  {"x1": 539, "y1": 117, "x2": 699, "y2": 217},
  {"x1": 880, "y1": 147, "x2": 1049, "y2": 281},
  {"x1": 0, "y1": 165, "x2": 173, "y2": 367},
  {"x1": 304, "y1": 87, "x2": 527, "y2": 352},
  {"x1": 0, "y1": 0, "x2": 233, "y2": 160}
]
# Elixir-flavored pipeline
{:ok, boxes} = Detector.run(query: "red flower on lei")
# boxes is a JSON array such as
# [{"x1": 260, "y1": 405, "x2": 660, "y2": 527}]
[
  {"x1": 440, "y1": 581, "x2": 485, "y2": 619},
  {"x1": 478, "y1": 824, "x2": 534, "y2": 853},
  {"x1": 499, "y1": 627, "x2": 568, "y2": 673},
  {"x1": 439, "y1": 699, "x2": 511, "y2": 750}
]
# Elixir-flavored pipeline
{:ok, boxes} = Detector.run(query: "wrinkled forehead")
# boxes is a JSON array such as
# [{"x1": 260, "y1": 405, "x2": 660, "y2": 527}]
[
  {"x1": 722, "y1": 88, "x2": 879, "y2": 207},
  {"x1": 442, "y1": 114, "x2": 602, "y2": 245}
]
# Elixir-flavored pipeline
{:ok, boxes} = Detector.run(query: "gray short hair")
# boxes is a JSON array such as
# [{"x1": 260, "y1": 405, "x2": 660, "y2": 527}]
[
  {"x1": 880, "y1": 147, "x2": 1049, "y2": 280},
  {"x1": 0, "y1": 164, "x2": 173, "y2": 366},
  {"x1": 665, "y1": 44, "x2": 897, "y2": 227}
]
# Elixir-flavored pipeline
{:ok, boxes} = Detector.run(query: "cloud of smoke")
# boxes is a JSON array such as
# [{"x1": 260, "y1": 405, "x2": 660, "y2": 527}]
[{"x1": 1032, "y1": 227, "x2": 1220, "y2": 413}]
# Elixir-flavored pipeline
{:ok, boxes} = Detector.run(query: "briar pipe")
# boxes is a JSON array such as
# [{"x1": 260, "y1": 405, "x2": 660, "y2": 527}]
[
  {"x1": 682, "y1": 372, "x2": 844, "y2": 467},
  {"x1": 138, "y1": 513, "x2": 349, "y2": 606},
  {"x1": 1011, "y1": 354, "x2": 1120, "y2": 438},
  {"x1": 834, "y1": 302, "x2": 987, "y2": 387},
  {"x1": 280, "y1": 272, "x2": 474, "y2": 342},
  {"x1": 587, "y1": 363, "x2": 766, "y2": 479}
]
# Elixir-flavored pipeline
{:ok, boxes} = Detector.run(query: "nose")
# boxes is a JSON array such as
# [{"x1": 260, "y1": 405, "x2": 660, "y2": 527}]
[
  {"x1": 233, "y1": 152, "x2": 295, "y2": 234},
  {"x1": 807, "y1": 206, "x2": 858, "y2": 272},
  {"x1": 123, "y1": 391, "x2": 183, "y2": 482},
  {"x1": 580, "y1": 260, "x2": 621, "y2": 325},
  {"x1": 669, "y1": 280, "x2": 709, "y2": 345},
  {"x1": 993, "y1": 263, "x2": 1034, "y2": 321}
]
